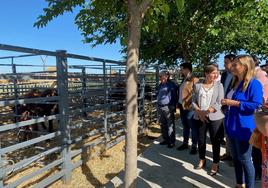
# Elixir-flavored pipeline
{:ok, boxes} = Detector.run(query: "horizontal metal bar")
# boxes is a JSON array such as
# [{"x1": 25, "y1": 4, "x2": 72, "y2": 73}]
[
  {"x1": 70, "y1": 129, "x2": 104, "y2": 144},
  {"x1": 70, "y1": 121, "x2": 103, "y2": 129},
  {"x1": 1, "y1": 146, "x2": 61, "y2": 177},
  {"x1": 5, "y1": 158, "x2": 64, "y2": 188},
  {"x1": 66, "y1": 53, "x2": 124, "y2": 65},
  {"x1": 81, "y1": 137, "x2": 105, "y2": 149},
  {"x1": 32, "y1": 170, "x2": 65, "y2": 188},
  {"x1": 0, "y1": 96, "x2": 59, "y2": 107},
  {"x1": 70, "y1": 149, "x2": 82, "y2": 158},
  {"x1": 108, "y1": 120, "x2": 125, "y2": 129},
  {"x1": 0, "y1": 114, "x2": 59, "y2": 132},
  {"x1": 110, "y1": 129, "x2": 125, "y2": 137},
  {"x1": 0, "y1": 54, "x2": 37, "y2": 59},
  {"x1": 0, "y1": 131, "x2": 61, "y2": 154},
  {"x1": 72, "y1": 160, "x2": 83, "y2": 170},
  {"x1": 0, "y1": 44, "x2": 58, "y2": 57},
  {"x1": 106, "y1": 135, "x2": 125, "y2": 149}
]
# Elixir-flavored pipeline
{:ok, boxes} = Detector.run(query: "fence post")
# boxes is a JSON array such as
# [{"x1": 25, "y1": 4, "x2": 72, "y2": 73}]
[
  {"x1": 82, "y1": 67, "x2": 87, "y2": 117},
  {"x1": 103, "y1": 61, "x2": 109, "y2": 142},
  {"x1": 155, "y1": 66, "x2": 159, "y2": 122},
  {"x1": 56, "y1": 50, "x2": 72, "y2": 183},
  {"x1": 139, "y1": 64, "x2": 146, "y2": 133},
  {"x1": 11, "y1": 61, "x2": 19, "y2": 122},
  {"x1": 0, "y1": 142, "x2": 3, "y2": 187}
]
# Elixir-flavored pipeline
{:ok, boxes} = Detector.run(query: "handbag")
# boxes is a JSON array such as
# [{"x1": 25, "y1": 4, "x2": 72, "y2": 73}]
[
  {"x1": 254, "y1": 104, "x2": 268, "y2": 137},
  {"x1": 249, "y1": 128, "x2": 262, "y2": 149}
]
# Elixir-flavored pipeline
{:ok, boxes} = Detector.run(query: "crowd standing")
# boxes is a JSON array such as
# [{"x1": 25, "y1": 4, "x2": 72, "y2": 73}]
[{"x1": 156, "y1": 54, "x2": 268, "y2": 188}]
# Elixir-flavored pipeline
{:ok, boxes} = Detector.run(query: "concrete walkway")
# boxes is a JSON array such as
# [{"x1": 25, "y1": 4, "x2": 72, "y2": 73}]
[{"x1": 105, "y1": 124, "x2": 261, "y2": 188}]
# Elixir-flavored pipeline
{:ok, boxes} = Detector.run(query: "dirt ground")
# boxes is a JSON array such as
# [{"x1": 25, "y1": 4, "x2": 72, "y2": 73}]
[{"x1": 48, "y1": 123, "x2": 161, "y2": 188}]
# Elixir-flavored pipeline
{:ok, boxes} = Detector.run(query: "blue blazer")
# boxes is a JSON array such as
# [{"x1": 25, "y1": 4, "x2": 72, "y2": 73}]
[{"x1": 225, "y1": 79, "x2": 263, "y2": 141}]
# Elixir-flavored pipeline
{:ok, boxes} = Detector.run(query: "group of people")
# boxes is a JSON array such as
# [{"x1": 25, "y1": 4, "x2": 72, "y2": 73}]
[{"x1": 157, "y1": 54, "x2": 268, "y2": 188}]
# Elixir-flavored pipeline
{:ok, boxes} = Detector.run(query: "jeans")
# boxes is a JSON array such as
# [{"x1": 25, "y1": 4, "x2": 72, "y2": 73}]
[
  {"x1": 229, "y1": 137, "x2": 255, "y2": 188},
  {"x1": 179, "y1": 105, "x2": 198, "y2": 148},
  {"x1": 158, "y1": 105, "x2": 176, "y2": 144}
]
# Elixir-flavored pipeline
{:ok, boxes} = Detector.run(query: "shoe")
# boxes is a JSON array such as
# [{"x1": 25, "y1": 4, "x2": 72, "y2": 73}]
[
  {"x1": 160, "y1": 141, "x2": 168, "y2": 145},
  {"x1": 234, "y1": 184, "x2": 246, "y2": 188},
  {"x1": 210, "y1": 163, "x2": 219, "y2": 176},
  {"x1": 189, "y1": 147, "x2": 197, "y2": 155},
  {"x1": 220, "y1": 153, "x2": 232, "y2": 161},
  {"x1": 195, "y1": 160, "x2": 206, "y2": 170},
  {"x1": 168, "y1": 143, "x2": 175, "y2": 148},
  {"x1": 177, "y1": 143, "x2": 188, "y2": 151}
]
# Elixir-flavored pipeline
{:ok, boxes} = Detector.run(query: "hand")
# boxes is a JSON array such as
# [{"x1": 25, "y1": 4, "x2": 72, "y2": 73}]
[
  {"x1": 221, "y1": 99, "x2": 240, "y2": 107},
  {"x1": 263, "y1": 103, "x2": 268, "y2": 109},
  {"x1": 196, "y1": 109, "x2": 209, "y2": 123}
]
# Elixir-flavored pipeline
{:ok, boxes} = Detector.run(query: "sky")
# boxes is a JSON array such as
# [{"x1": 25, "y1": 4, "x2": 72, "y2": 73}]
[
  {"x1": 0, "y1": 0, "x2": 123, "y2": 73},
  {"x1": 0, "y1": 0, "x2": 229, "y2": 74}
]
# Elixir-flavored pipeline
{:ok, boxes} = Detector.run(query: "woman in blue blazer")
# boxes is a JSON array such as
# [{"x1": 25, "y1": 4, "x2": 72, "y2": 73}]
[{"x1": 221, "y1": 55, "x2": 263, "y2": 188}]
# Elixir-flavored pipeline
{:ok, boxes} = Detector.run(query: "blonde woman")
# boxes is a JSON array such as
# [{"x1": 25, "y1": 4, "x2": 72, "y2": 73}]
[{"x1": 221, "y1": 55, "x2": 263, "y2": 188}]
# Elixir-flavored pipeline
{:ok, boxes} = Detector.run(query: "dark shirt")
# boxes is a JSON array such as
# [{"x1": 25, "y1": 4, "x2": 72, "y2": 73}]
[
  {"x1": 221, "y1": 71, "x2": 233, "y2": 97},
  {"x1": 157, "y1": 80, "x2": 178, "y2": 107}
]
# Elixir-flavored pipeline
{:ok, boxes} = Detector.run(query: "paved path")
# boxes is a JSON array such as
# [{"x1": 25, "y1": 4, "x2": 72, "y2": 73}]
[{"x1": 105, "y1": 124, "x2": 261, "y2": 188}]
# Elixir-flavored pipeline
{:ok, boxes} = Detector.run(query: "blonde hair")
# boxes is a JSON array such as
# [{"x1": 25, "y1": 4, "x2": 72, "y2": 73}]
[{"x1": 232, "y1": 55, "x2": 255, "y2": 91}]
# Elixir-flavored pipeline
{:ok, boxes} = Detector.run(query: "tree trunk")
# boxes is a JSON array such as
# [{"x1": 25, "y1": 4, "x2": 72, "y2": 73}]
[
  {"x1": 125, "y1": 1, "x2": 141, "y2": 188},
  {"x1": 125, "y1": 1, "x2": 151, "y2": 187}
]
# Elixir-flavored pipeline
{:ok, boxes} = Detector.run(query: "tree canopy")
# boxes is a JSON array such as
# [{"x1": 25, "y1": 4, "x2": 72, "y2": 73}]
[{"x1": 35, "y1": 0, "x2": 268, "y2": 65}]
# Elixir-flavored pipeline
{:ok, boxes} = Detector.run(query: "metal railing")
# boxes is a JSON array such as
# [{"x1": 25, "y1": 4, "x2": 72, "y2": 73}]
[{"x1": 0, "y1": 44, "x2": 158, "y2": 187}]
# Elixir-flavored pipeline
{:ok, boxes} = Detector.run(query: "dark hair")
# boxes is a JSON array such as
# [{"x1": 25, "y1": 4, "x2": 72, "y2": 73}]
[
  {"x1": 251, "y1": 55, "x2": 260, "y2": 66},
  {"x1": 159, "y1": 70, "x2": 169, "y2": 76},
  {"x1": 224, "y1": 54, "x2": 236, "y2": 61},
  {"x1": 204, "y1": 64, "x2": 218, "y2": 74},
  {"x1": 180, "y1": 63, "x2": 192, "y2": 72}
]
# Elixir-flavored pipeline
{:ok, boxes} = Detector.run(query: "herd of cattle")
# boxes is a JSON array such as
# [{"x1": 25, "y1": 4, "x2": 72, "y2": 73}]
[{"x1": 11, "y1": 82, "x2": 155, "y2": 141}]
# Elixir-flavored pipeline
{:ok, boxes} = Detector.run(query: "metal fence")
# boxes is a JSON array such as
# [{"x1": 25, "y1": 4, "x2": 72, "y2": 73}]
[{"x1": 0, "y1": 44, "x2": 158, "y2": 187}]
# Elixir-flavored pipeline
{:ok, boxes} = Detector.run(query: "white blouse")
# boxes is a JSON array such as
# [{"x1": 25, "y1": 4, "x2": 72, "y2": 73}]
[{"x1": 199, "y1": 85, "x2": 214, "y2": 110}]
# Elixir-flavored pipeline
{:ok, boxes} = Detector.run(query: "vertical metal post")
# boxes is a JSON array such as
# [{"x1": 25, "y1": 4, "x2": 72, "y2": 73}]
[
  {"x1": 11, "y1": 59, "x2": 19, "y2": 122},
  {"x1": 0, "y1": 140, "x2": 3, "y2": 188},
  {"x1": 155, "y1": 66, "x2": 160, "y2": 122},
  {"x1": 82, "y1": 67, "x2": 87, "y2": 117},
  {"x1": 109, "y1": 65, "x2": 112, "y2": 89},
  {"x1": 155, "y1": 66, "x2": 160, "y2": 91},
  {"x1": 103, "y1": 61, "x2": 109, "y2": 141},
  {"x1": 56, "y1": 50, "x2": 71, "y2": 183},
  {"x1": 139, "y1": 72, "x2": 145, "y2": 133}
]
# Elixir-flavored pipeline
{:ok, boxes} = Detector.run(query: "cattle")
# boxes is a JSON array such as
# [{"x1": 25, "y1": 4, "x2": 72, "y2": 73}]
[
  {"x1": 109, "y1": 82, "x2": 154, "y2": 101},
  {"x1": 108, "y1": 82, "x2": 154, "y2": 111},
  {"x1": 14, "y1": 88, "x2": 58, "y2": 141}
]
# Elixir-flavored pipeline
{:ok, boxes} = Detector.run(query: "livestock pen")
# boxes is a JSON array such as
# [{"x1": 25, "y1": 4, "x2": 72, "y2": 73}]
[{"x1": 0, "y1": 44, "x2": 159, "y2": 187}]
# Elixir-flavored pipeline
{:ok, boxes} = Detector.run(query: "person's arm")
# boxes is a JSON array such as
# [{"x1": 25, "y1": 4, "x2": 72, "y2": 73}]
[
  {"x1": 238, "y1": 81, "x2": 263, "y2": 113},
  {"x1": 191, "y1": 83, "x2": 199, "y2": 111},
  {"x1": 222, "y1": 80, "x2": 263, "y2": 113}
]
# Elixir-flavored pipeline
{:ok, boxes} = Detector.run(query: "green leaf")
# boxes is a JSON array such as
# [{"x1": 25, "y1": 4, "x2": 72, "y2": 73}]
[{"x1": 175, "y1": 0, "x2": 184, "y2": 13}]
